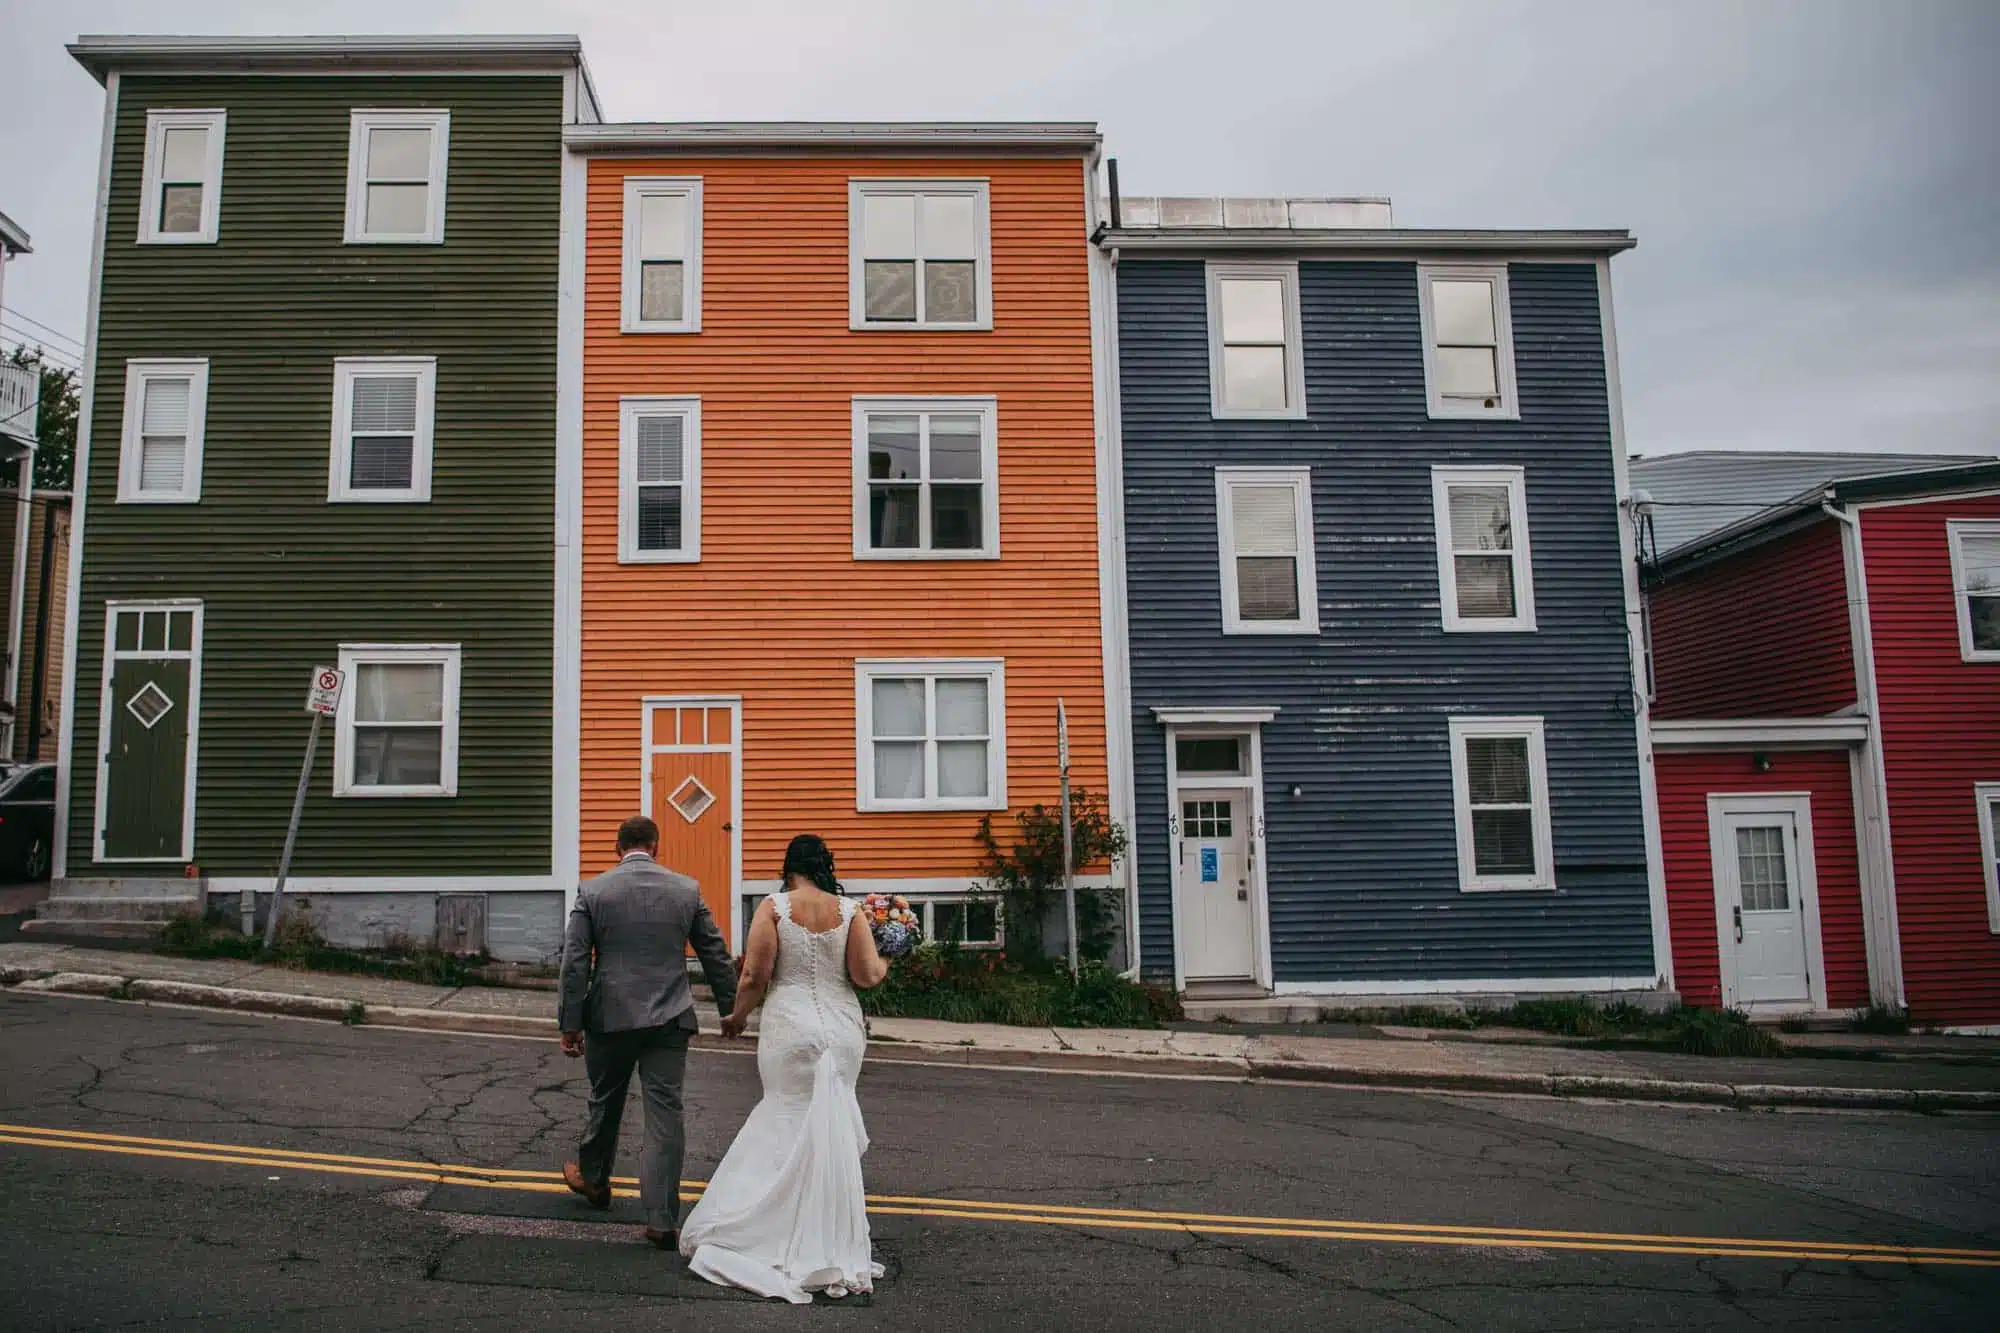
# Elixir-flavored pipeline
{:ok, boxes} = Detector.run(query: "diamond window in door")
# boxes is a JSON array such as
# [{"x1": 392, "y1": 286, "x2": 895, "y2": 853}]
[
  {"x1": 124, "y1": 681, "x2": 176, "y2": 730},
  {"x1": 669, "y1": 775, "x2": 717, "y2": 824}
]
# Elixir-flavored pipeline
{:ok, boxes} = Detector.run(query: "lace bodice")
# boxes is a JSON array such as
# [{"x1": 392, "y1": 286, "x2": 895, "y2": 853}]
[{"x1": 767, "y1": 893, "x2": 864, "y2": 1025}]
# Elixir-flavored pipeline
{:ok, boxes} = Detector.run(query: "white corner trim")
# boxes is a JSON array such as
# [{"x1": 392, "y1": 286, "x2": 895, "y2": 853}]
[
  {"x1": 1600, "y1": 257, "x2": 1673, "y2": 990},
  {"x1": 1152, "y1": 706, "x2": 1280, "y2": 726},
  {"x1": 56, "y1": 69, "x2": 121, "y2": 882},
  {"x1": 137, "y1": 109, "x2": 226, "y2": 245},
  {"x1": 619, "y1": 174, "x2": 703, "y2": 333},
  {"x1": 343, "y1": 108, "x2": 450, "y2": 244},
  {"x1": 1204, "y1": 259, "x2": 1307, "y2": 420},
  {"x1": 1417, "y1": 261, "x2": 1520, "y2": 421},
  {"x1": 1430, "y1": 464, "x2": 1536, "y2": 633},
  {"x1": 1650, "y1": 717, "x2": 1870, "y2": 749},
  {"x1": 1273, "y1": 975, "x2": 1658, "y2": 998},
  {"x1": 554, "y1": 112, "x2": 586, "y2": 903}
]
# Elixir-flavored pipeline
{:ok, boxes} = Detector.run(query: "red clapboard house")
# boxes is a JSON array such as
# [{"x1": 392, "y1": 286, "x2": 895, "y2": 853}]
[{"x1": 1633, "y1": 452, "x2": 2000, "y2": 1030}]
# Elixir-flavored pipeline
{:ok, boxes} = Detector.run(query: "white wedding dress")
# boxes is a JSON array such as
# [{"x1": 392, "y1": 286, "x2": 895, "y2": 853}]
[{"x1": 680, "y1": 892, "x2": 884, "y2": 1303}]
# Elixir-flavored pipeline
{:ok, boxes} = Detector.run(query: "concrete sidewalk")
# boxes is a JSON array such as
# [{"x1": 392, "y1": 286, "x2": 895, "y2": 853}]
[{"x1": 4, "y1": 940, "x2": 1997, "y2": 1111}]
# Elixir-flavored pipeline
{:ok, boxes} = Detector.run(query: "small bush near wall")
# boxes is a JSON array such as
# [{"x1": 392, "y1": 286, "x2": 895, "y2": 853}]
[
  {"x1": 974, "y1": 787, "x2": 1129, "y2": 966},
  {"x1": 861, "y1": 944, "x2": 1182, "y2": 1028}
]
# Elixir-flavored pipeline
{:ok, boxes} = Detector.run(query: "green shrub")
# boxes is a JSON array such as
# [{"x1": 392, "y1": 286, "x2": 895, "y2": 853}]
[
  {"x1": 862, "y1": 944, "x2": 1180, "y2": 1028},
  {"x1": 973, "y1": 788, "x2": 1129, "y2": 966},
  {"x1": 1667, "y1": 1007, "x2": 1787, "y2": 1058},
  {"x1": 1851, "y1": 1003, "x2": 1912, "y2": 1036}
]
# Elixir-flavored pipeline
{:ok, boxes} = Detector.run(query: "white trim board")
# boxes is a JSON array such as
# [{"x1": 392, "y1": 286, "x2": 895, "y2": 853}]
[
  {"x1": 1152, "y1": 706, "x2": 1279, "y2": 726},
  {"x1": 1274, "y1": 976, "x2": 1658, "y2": 997},
  {"x1": 1650, "y1": 718, "x2": 1870, "y2": 749},
  {"x1": 205, "y1": 875, "x2": 560, "y2": 895},
  {"x1": 55, "y1": 68, "x2": 121, "y2": 881},
  {"x1": 553, "y1": 88, "x2": 586, "y2": 904}
]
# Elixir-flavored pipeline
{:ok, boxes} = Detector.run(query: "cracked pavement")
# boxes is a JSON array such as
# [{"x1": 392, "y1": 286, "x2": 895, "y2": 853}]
[{"x1": 1, "y1": 992, "x2": 1996, "y2": 1329}]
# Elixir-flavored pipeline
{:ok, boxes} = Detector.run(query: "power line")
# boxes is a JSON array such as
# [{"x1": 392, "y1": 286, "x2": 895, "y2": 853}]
[
  {"x1": 0, "y1": 323, "x2": 81, "y2": 366},
  {"x1": 0, "y1": 307, "x2": 83, "y2": 353},
  {"x1": 1, "y1": 339, "x2": 81, "y2": 374}
]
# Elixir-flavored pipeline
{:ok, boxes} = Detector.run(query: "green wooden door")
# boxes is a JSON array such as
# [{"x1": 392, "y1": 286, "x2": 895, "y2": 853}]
[{"x1": 100, "y1": 606, "x2": 198, "y2": 861}]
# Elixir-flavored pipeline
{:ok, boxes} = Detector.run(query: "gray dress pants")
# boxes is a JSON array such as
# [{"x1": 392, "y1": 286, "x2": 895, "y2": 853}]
[{"x1": 578, "y1": 1023, "x2": 691, "y2": 1232}]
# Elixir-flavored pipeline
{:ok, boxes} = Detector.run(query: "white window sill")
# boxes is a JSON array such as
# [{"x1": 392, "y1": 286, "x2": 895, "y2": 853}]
[
  {"x1": 1458, "y1": 877, "x2": 1557, "y2": 894},
  {"x1": 620, "y1": 320, "x2": 702, "y2": 335},
  {"x1": 857, "y1": 549, "x2": 1001, "y2": 562},
  {"x1": 344, "y1": 233, "x2": 444, "y2": 246},
  {"x1": 329, "y1": 492, "x2": 431, "y2": 505},
  {"x1": 1442, "y1": 620, "x2": 1539, "y2": 634},
  {"x1": 335, "y1": 785, "x2": 455, "y2": 799},
  {"x1": 115, "y1": 492, "x2": 202, "y2": 505},
  {"x1": 619, "y1": 550, "x2": 701, "y2": 565},
  {"x1": 138, "y1": 234, "x2": 217, "y2": 247},
  {"x1": 1961, "y1": 650, "x2": 2000, "y2": 664},
  {"x1": 1223, "y1": 622, "x2": 1320, "y2": 636},
  {"x1": 1211, "y1": 406, "x2": 1308, "y2": 422},
  {"x1": 850, "y1": 320, "x2": 993, "y2": 334},
  {"x1": 1427, "y1": 401, "x2": 1521, "y2": 422},
  {"x1": 858, "y1": 797, "x2": 1007, "y2": 814}
]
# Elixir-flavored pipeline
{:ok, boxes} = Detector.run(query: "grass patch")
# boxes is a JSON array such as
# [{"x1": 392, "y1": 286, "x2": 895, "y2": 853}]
[
  {"x1": 157, "y1": 913, "x2": 489, "y2": 989},
  {"x1": 1320, "y1": 997, "x2": 1788, "y2": 1057},
  {"x1": 1851, "y1": 1003, "x2": 1912, "y2": 1036},
  {"x1": 860, "y1": 945, "x2": 1182, "y2": 1028}
]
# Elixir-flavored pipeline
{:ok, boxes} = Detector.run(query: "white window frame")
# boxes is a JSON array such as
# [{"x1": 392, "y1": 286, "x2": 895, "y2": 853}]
[
  {"x1": 620, "y1": 176, "x2": 703, "y2": 333},
  {"x1": 1205, "y1": 261, "x2": 1307, "y2": 420},
  {"x1": 854, "y1": 658, "x2": 1007, "y2": 813},
  {"x1": 343, "y1": 109, "x2": 450, "y2": 245},
  {"x1": 1215, "y1": 466, "x2": 1319, "y2": 635},
  {"x1": 1947, "y1": 520, "x2": 2000, "y2": 664},
  {"x1": 116, "y1": 359, "x2": 208, "y2": 504},
  {"x1": 848, "y1": 179, "x2": 994, "y2": 331},
  {"x1": 1447, "y1": 715, "x2": 1556, "y2": 893},
  {"x1": 328, "y1": 356, "x2": 437, "y2": 503},
  {"x1": 333, "y1": 644, "x2": 462, "y2": 798},
  {"x1": 1418, "y1": 263, "x2": 1520, "y2": 421},
  {"x1": 618, "y1": 395, "x2": 701, "y2": 563},
  {"x1": 851, "y1": 396, "x2": 1000, "y2": 560},
  {"x1": 138, "y1": 110, "x2": 226, "y2": 245},
  {"x1": 1978, "y1": 782, "x2": 2000, "y2": 935},
  {"x1": 1431, "y1": 465, "x2": 1538, "y2": 633}
]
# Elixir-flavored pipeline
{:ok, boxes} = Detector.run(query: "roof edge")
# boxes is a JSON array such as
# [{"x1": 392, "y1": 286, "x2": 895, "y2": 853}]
[
  {"x1": 0, "y1": 209, "x2": 28, "y2": 255},
  {"x1": 1832, "y1": 460, "x2": 2000, "y2": 506},
  {"x1": 1098, "y1": 227, "x2": 1635, "y2": 255},
  {"x1": 68, "y1": 33, "x2": 589, "y2": 86},
  {"x1": 565, "y1": 121, "x2": 1101, "y2": 151}
]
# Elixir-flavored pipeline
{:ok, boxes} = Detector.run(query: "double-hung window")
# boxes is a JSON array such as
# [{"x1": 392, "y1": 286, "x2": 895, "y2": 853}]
[
  {"x1": 1431, "y1": 466, "x2": 1537, "y2": 632},
  {"x1": 1206, "y1": 262, "x2": 1305, "y2": 418},
  {"x1": 850, "y1": 180, "x2": 991, "y2": 329},
  {"x1": 621, "y1": 177, "x2": 702, "y2": 332},
  {"x1": 1978, "y1": 783, "x2": 2000, "y2": 934},
  {"x1": 855, "y1": 659, "x2": 1006, "y2": 811},
  {"x1": 1447, "y1": 717, "x2": 1555, "y2": 892},
  {"x1": 138, "y1": 111, "x2": 225, "y2": 244},
  {"x1": 117, "y1": 360, "x2": 208, "y2": 503},
  {"x1": 618, "y1": 396, "x2": 701, "y2": 562},
  {"x1": 1215, "y1": 467, "x2": 1318, "y2": 634},
  {"x1": 852, "y1": 397, "x2": 998, "y2": 559},
  {"x1": 330, "y1": 357, "x2": 436, "y2": 502},
  {"x1": 344, "y1": 110, "x2": 449, "y2": 244},
  {"x1": 334, "y1": 645, "x2": 461, "y2": 797},
  {"x1": 1948, "y1": 521, "x2": 2000, "y2": 662},
  {"x1": 1418, "y1": 264, "x2": 1519, "y2": 419}
]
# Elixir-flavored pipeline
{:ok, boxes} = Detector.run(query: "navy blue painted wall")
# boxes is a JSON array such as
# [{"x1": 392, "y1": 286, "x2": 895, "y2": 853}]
[{"x1": 1118, "y1": 258, "x2": 1653, "y2": 983}]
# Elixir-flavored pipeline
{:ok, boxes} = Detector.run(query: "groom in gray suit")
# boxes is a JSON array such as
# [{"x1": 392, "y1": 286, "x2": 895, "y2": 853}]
[{"x1": 559, "y1": 814, "x2": 738, "y2": 1248}]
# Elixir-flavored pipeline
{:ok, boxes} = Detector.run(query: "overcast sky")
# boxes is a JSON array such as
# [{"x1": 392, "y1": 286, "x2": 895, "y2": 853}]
[{"x1": 2, "y1": 0, "x2": 1994, "y2": 456}]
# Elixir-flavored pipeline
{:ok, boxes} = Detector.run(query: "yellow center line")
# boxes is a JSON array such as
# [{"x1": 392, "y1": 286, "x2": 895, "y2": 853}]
[{"x1": 2, "y1": 1122, "x2": 1992, "y2": 1267}]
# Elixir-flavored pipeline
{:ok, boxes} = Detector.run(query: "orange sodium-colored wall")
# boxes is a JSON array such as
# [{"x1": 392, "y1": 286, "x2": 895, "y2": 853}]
[{"x1": 578, "y1": 153, "x2": 1107, "y2": 887}]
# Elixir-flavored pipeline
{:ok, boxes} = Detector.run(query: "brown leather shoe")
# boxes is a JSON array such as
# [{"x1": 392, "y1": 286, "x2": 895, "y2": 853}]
[
  {"x1": 643, "y1": 1227, "x2": 677, "y2": 1251},
  {"x1": 562, "y1": 1160, "x2": 610, "y2": 1209}
]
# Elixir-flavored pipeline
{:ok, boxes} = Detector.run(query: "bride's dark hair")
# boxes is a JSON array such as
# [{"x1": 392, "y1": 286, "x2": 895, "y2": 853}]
[{"x1": 780, "y1": 834, "x2": 843, "y2": 896}]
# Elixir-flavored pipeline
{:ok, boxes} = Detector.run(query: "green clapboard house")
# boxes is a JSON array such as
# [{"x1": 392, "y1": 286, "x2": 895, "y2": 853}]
[{"x1": 43, "y1": 36, "x2": 597, "y2": 959}]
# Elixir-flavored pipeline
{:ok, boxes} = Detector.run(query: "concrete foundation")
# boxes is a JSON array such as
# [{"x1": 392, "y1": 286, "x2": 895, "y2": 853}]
[{"x1": 208, "y1": 890, "x2": 565, "y2": 965}]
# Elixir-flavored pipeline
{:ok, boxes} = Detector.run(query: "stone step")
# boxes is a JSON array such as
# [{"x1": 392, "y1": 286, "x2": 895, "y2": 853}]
[
  {"x1": 49, "y1": 877, "x2": 206, "y2": 902},
  {"x1": 33, "y1": 896, "x2": 201, "y2": 923},
  {"x1": 18, "y1": 918, "x2": 168, "y2": 941}
]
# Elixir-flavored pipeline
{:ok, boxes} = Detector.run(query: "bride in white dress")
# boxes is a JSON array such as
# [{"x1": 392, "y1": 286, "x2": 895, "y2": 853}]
[{"x1": 681, "y1": 834, "x2": 890, "y2": 1303}]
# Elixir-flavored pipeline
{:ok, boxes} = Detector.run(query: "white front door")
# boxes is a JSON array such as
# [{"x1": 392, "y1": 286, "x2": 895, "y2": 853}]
[
  {"x1": 1714, "y1": 808, "x2": 1812, "y2": 1007},
  {"x1": 1177, "y1": 790, "x2": 1256, "y2": 981}
]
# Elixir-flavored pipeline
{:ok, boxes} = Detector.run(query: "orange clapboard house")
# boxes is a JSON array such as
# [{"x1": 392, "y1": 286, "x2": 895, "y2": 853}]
[{"x1": 569, "y1": 123, "x2": 1116, "y2": 948}]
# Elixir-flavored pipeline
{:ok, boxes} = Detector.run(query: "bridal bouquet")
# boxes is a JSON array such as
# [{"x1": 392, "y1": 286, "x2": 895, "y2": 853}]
[{"x1": 862, "y1": 893, "x2": 923, "y2": 958}]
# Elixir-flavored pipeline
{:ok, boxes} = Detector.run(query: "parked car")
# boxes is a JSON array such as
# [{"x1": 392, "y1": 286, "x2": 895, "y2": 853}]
[{"x1": 0, "y1": 762, "x2": 55, "y2": 882}]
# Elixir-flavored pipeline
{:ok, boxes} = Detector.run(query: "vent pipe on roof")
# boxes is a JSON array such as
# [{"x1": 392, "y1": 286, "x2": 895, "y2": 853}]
[{"x1": 1107, "y1": 158, "x2": 1121, "y2": 230}]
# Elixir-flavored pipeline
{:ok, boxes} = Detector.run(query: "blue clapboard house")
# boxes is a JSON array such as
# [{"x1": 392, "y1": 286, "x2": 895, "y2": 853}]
[{"x1": 1095, "y1": 196, "x2": 1667, "y2": 1005}]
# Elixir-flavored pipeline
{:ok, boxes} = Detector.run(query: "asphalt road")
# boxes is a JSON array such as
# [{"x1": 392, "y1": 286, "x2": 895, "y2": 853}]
[{"x1": 1, "y1": 992, "x2": 1996, "y2": 1330}]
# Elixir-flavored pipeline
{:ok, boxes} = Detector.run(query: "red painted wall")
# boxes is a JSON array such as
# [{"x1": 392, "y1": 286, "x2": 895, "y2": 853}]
[
  {"x1": 1656, "y1": 749, "x2": 1870, "y2": 1010},
  {"x1": 1650, "y1": 519, "x2": 1857, "y2": 720},
  {"x1": 1863, "y1": 495, "x2": 2000, "y2": 1026}
]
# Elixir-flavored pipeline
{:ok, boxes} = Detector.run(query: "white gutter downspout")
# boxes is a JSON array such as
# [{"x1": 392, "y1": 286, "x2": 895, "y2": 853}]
[
  {"x1": 1824, "y1": 498, "x2": 1907, "y2": 1008},
  {"x1": 0, "y1": 242, "x2": 31, "y2": 759}
]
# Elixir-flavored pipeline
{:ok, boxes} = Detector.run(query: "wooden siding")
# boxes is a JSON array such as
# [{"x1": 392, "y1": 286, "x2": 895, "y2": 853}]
[
  {"x1": 1118, "y1": 259, "x2": 1653, "y2": 983},
  {"x1": 1863, "y1": 495, "x2": 2000, "y2": 1025},
  {"x1": 1655, "y1": 748, "x2": 1869, "y2": 1010},
  {"x1": 2, "y1": 494, "x2": 69, "y2": 760},
  {"x1": 1650, "y1": 518, "x2": 1856, "y2": 720},
  {"x1": 578, "y1": 155, "x2": 1106, "y2": 891},
  {"x1": 69, "y1": 74, "x2": 562, "y2": 876}
]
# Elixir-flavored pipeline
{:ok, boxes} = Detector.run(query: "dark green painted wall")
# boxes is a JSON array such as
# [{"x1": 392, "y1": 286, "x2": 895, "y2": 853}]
[{"x1": 70, "y1": 73, "x2": 562, "y2": 877}]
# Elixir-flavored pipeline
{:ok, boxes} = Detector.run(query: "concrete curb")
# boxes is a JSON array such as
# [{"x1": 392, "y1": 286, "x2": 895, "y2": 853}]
[{"x1": 7, "y1": 972, "x2": 1998, "y2": 1112}]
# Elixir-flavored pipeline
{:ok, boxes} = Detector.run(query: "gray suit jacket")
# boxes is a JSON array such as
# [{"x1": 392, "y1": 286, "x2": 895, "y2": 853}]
[{"x1": 557, "y1": 853, "x2": 739, "y2": 1035}]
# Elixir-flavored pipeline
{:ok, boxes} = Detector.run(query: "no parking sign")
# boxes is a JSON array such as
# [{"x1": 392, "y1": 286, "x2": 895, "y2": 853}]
[{"x1": 305, "y1": 666, "x2": 345, "y2": 715}]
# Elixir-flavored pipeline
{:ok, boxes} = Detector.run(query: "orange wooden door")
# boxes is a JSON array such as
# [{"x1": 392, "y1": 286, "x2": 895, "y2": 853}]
[{"x1": 650, "y1": 704, "x2": 736, "y2": 946}]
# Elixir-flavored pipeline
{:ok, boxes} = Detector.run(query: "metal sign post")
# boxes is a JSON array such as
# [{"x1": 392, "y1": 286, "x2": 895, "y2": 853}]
[
  {"x1": 264, "y1": 667, "x2": 343, "y2": 950},
  {"x1": 1058, "y1": 699, "x2": 1078, "y2": 976}
]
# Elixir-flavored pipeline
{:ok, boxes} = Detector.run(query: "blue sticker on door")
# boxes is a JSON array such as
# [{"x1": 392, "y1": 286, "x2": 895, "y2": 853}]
[{"x1": 1200, "y1": 847, "x2": 1219, "y2": 882}]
